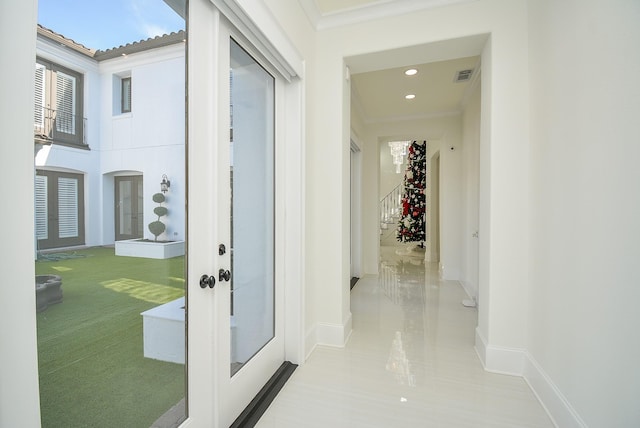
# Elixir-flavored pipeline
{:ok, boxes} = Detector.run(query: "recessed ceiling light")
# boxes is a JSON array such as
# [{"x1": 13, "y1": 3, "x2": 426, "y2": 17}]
[
  {"x1": 405, "y1": 69, "x2": 418, "y2": 76},
  {"x1": 405, "y1": 94, "x2": 416, "y2": 100}
]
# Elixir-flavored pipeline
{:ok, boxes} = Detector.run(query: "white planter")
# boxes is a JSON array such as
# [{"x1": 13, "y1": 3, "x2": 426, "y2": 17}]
[
  {"x1": 141, "y1": 297, "x2": 185, "y2": 364},
  {"x1": 115, "y1": 239, "x2": 185, "y2": 259}
]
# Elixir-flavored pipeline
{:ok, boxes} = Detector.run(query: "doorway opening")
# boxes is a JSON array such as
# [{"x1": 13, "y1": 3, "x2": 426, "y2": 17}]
[{"x1": 347, "y1": 34, "x2": 485, "y2": 320}]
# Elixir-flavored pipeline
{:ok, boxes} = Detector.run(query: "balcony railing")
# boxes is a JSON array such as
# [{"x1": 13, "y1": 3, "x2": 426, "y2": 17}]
[{"x1": 34, "y1": 104, "x2": 87, "y2": 147}]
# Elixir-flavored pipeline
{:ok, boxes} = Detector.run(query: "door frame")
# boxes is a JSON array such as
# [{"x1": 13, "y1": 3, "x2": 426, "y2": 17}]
[
  {"x1": 35, "y1": 169, "x2": 85, "y2": 250},
  {"x1": 185, "y1": 1, "x2": 304, "y2": 426},
  {"x1": 350, "y1": 137, "x2": 362, "y2": 280},
  {"x1": 114, "y1": 175, "x2": 143, "y2": 241}
]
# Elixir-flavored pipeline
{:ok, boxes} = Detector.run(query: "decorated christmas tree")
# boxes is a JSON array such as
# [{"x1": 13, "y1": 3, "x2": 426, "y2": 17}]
[{"x1": 397, "y1": 140, "x2": 426, "y2": 243}]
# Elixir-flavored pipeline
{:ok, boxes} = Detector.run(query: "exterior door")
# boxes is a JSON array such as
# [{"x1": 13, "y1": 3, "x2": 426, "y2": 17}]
[
  {"x1": 35, "y1": 170, "x2": 85, "y2": 250},
  {"x1": 114, "y1": 175, "x2": 144, "y2": 241},
  {"x1": 187, "y1": 2, "x2": 286, "y2": 426}
]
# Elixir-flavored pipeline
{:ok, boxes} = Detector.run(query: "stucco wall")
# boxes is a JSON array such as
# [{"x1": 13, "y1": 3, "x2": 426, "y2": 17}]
[
  {"x1": 99, "y1": 45, "x2": 186, "y2": 243},
  {"x1": 34, "y1": 35, "x2": 102, "y2": 247}
]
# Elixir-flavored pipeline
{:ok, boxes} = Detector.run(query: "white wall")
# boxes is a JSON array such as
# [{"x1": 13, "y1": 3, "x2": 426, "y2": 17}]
[
  {"x1": 34, "y1": 36, "x2": 103, "y2": 247},
  {"x1": 350, "y1": 107, "x2": 380, "y2": 276},
  {"x1": 33, "y1": 37, "x2": 186, "y2": 247},
  {"x1": 527, "y1": 0, "x2": 640, "y2": 426},
  {"x1": 0, "y1": 0, "x2": 42, "y2": 425},
  {"x1": 461, "y1": 82, "x2": 481, "y2": 301},
  {"x1": 263, "y1": 0, "x2": 322, "y2": 355},
  {"x1": 99, "y1": 44, "x2": 186, "y2": 243}
]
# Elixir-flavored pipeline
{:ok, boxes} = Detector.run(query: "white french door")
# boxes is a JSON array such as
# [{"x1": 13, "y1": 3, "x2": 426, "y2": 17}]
[{"x1": 186, "y1": 1, "x2": 287, "y2": 426}]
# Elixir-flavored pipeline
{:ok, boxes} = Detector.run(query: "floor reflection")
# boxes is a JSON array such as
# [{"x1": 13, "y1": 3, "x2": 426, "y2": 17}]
[
  {"x1": 255, "y1": 242, "x2": 554, "y2": 427},
  {"x1": 380, "y1": 244, "x2": 427, "y2": 388}
]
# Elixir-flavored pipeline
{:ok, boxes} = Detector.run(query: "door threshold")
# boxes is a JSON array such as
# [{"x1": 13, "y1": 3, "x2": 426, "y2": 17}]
[{"x1": 230, "y1": 361, "x2": 297, "y2": 428}]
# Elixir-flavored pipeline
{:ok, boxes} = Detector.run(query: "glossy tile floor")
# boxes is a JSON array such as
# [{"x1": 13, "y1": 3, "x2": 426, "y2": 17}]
[{"x1": 256, "y1": 243, "x2": 554, "y2": 428}]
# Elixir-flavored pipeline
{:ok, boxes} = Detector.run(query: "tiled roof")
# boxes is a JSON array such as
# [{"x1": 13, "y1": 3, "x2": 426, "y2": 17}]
[
  {"x1": 37, "y1": 24, "x2": 185, "y2": 61},
  {"x1": 94, "y1": 30, "x2": 186, "y2": 60},
  {"x1": 37, "y1": 24, "x2": 96, "y2": 57}
]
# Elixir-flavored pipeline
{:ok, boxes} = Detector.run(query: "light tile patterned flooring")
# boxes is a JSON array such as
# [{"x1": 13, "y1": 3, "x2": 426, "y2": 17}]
[{"x1": 256, "y1": 245, "x2": 554, "y2": 427}]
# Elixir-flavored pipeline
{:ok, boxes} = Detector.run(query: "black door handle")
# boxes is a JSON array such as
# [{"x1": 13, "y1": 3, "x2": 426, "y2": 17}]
[
  {"x1": 219, "y1": 269, "x2": 231, "y2": 282},
  {"x1": 199, "y1": 274, "x2": 216, "y2": 288}
]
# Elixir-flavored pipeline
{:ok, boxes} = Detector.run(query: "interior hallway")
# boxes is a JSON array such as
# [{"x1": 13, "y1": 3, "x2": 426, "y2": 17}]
[{"x1": 256, "y1": 244, "x2": 554, "y2": 427}]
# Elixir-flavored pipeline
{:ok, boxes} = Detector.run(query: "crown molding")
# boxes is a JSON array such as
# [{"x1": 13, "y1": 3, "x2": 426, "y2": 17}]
[
  {"x1": 299, "y1": 0, "x2": 323, "y2": 29},
  {"x1": 300, "y1": 0, "x2": 478, "y2": 31}
]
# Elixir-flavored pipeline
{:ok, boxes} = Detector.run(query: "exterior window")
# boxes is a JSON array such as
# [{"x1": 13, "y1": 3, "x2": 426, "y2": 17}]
[
  {"x1": 56, "y1": 71, "x2": 77, "y2": 134},
  {"x1": 121, "y1": 77, "x2": 132, "y2": 113},
  {"x1": 34, "y1": 59, "x2": 85, "y2": 146}
]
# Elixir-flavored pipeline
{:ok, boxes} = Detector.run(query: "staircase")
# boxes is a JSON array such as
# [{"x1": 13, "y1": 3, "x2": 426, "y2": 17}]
[{"x1": 380, "y1": 184, "x2": 403, "y2": 237}]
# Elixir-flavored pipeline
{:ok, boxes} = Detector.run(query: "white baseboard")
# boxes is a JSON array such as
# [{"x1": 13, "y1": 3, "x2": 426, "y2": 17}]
[
  {"x1": 523, "y1": 354, "x2": 588, "y2": 428},
  {"x1": 475, "y1": 327, "x2": 526, "y2": 375},
  {"x1": 460, "y1": 280, "x2": 477, "y2": 302},
  {"x1": 304, "y1": 325, "x2": 317, "y2": 360},
  {"x1": 475, "y1": 327, "x2": 587, "y2": 428},
  {"x1": 305, "y1": 314, "x2": 353, "y2": 360},
  {"x1": 438, "y1": 263, "x2": 461, "y2": 281}
]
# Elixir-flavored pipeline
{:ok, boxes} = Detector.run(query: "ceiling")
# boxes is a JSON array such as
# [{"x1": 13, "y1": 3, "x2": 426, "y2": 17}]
[
  {"x1": 351, "y1": 56, "x2": 479, "y2": 123},
  {"x1": 299, "y1": 0, "x2": 483, "y2": 123},
  {"x1": 300, "y1": 0, "x2": 475, "y2": 29}
]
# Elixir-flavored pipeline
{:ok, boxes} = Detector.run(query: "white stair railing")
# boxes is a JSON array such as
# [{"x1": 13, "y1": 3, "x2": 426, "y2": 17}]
[{"x1": 379, "y1": 184, "x2": 403, "y2": 232}]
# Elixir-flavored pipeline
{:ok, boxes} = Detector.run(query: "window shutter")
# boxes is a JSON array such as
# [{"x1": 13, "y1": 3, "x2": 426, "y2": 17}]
[
  {"x1": 56, "y1": 71, "x2": 76, "y2": 135},
  {"x1": 34, "y1": 64, "x2": 46, "y2": 128},
  {"x1": 58, "y1": 177, "x2": 79, "y2": 238},
  {"x1": 35, "y1": 175, "x2": 48, "y2": 240}
]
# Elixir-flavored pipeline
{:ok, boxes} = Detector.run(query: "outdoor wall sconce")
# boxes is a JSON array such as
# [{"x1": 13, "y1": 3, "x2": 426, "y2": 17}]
[{"x1": 160, "y1": 174, "x2": 171, "y2": 193}]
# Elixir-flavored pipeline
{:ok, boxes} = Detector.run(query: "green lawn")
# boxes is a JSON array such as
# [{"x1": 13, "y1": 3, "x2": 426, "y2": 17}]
[{"x1": 35, "y1": 247, "x2": 186, "y2": 428}]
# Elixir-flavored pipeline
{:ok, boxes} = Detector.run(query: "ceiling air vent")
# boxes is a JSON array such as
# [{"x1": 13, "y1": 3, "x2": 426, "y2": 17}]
[{"x1": 454, "y1": 68, "x2": 474, "y2": 83}]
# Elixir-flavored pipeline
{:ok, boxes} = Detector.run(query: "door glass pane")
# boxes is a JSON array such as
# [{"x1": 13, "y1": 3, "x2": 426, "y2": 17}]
[
  {"x1": 119, "y1": 179, "x2": 133, "y2": 236},
  {"x1": 137, "y1": 178, "x2": 144, "y2": 235},
  {"x1": 34, "y1": 2, "x2": 186, "y2": 427},
  {"x1": 230, "y1": 39, "x2": 275, "y2": 376},
  {"x1": 116, "y1": 176, "x2": 144, "y2": 240}
]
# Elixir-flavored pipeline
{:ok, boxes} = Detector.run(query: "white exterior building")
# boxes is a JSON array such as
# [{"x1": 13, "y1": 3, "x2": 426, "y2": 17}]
[{"x1": 34, "y1": 25, "x2": 185, "y2": 250}]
